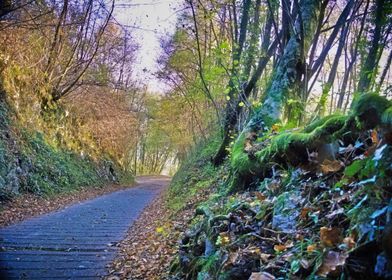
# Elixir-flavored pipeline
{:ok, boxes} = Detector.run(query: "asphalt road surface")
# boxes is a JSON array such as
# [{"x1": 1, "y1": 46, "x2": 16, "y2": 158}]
[{"x1": 0, "y1": 176, "x2": 170, "y2": 279}]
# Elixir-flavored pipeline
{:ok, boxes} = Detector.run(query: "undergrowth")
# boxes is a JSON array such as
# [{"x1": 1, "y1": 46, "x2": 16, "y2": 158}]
[
  {"x1": 167, "y1": 133, "x2": 225, "y2": 213},
  {"x1": 0, "y1": 99, "x2": 133, "y2": 200}
]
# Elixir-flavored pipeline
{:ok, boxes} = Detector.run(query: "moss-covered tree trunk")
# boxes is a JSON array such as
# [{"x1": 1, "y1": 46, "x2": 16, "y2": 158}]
[{"x1": 231, "y1": 0, "x2": 321, "y2": 186}]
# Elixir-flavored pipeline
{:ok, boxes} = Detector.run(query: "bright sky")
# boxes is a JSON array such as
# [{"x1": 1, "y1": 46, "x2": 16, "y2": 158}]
[{"x1": 113, "y1": 0, "x2": 181, "y2": 93}]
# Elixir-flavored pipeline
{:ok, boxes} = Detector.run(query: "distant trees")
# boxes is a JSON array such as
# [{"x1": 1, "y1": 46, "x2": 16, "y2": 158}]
[
  {"x1": 0, "y1": 0, "x2": 143, "y2": 173},
  {"x1": 2, "y1": 0, "x2": 391, "y2": 175}
]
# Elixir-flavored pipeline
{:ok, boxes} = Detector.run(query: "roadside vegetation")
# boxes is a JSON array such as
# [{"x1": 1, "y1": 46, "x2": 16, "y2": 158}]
[
  {"x1": 2, "y1": 1, "x2": 392, "y2": 279},
  {"x1": 157, "y1": 0, "x2": 392, "y2": 279}
]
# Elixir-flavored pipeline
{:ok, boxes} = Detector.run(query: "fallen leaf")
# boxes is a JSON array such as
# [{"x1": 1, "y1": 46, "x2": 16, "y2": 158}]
[
  {"x1": 226, "y1": 251, "x2": 239, "y2": 266},
  {"x1": 274, "y1": 241, "x2": 293, "y2": 252},
  {"x1": 219, "y1": 232, "x2": 230, "y2": 245},
  {"x1": 371, "y1": 129, "x2": 379, "y2": 144},
  {"x1": 249, "y1": 272, "x2": 276, "y2": 280},
  {"x1": 320, "y1": 159, "x2": 343, "y2": 174},
  {"x1": 259, "y1": 253, "x2": 272, "y2": 263},
  {"x1": 255, "y1": 192, "x2": 266, "y2": 201},
  {"x1": 300, "y1": 207, "x2": 311, "y2": 219},
  {"x1": 307, "y1": 244, "x2": 317, "y2": 252},
  {"x1": 320, "y1": 227, "x2": 343, "y2": 247},
  {"x1": 317, "y1": 250, "x2": 348, "y2": 277},
  {"x1": 343, "y1": 236, "x2": 356, "y2": 250}
]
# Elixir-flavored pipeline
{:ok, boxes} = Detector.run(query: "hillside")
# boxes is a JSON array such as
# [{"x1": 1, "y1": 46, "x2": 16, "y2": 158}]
[
  {"x1": 0, "y1": 94, "x2": 128, "y2": 200},
  {"x1": 167, "y1": 95, "x2": 392, "y2": 279}
]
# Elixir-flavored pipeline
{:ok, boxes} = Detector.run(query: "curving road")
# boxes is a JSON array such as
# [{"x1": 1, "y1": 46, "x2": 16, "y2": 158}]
[{"x1": 0, "y1": 176, "x2": 170, "y2": 280}]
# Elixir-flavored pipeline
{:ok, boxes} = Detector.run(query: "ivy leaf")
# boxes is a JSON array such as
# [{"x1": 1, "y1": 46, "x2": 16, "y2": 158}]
[{"x1": 344, "y1": 160, "x2": 365, "y2": 177}]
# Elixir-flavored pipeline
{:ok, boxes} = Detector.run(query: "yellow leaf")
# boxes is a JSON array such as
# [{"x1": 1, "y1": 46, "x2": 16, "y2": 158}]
[
  {"x1": 219, "y1": 232, "x2": 230, "y2": 245},
  {"x1": 239, "y1": 101, "x2": 245, "y2": 107},
  {"x1": 156, "y1": 226, "x2": 165, "y2": 234},
  {"x1": 274, "y1": 244, "x2": 287, "y2": 252},
  {"x1": 307, "y1": 244, "x2": 317, "y2": 252},
  {"x1": 271, "y1": 124, "x2": 280, "y2": 132}
]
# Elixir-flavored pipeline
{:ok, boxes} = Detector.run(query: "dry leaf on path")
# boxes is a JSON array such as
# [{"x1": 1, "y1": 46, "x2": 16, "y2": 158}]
[
  {"x1": 320, "y1": 227, "x2": 343, "y2": 247},
  {"x1": 320, "y1": 159, "x2": 343, "y2": 174}
]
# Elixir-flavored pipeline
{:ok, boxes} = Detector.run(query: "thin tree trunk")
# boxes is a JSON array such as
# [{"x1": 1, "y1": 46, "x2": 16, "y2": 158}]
[
  {"x1": 337, "y1": 0, "x2": 370, "y2": 109},
  {"x1": 315, "y1": 18, "x2": 350, "y2": 116},
  {"x1": 357, "y1": 0, "x2": 386, "y2": 93},
  {"x1": 377, "y1": 49, "x2": 392, "y2": 94}
]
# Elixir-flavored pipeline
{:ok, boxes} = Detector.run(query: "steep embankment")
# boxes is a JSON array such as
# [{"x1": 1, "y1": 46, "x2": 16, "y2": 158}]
[
  {"x1": 166, "y1": 94, "x2": 392, "y2": 279},
  {"x1": 0, "y1": 96, "x2": 131, "y2": 201}
]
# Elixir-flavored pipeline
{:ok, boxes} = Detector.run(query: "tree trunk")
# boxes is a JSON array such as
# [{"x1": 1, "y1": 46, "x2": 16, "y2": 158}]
[
  {"x1": 357, "y1": 0, "x2": 386, "y2": 93},
  {"x1": 316, "y1": 22, "x2": 349, "y2": 116},
  {"x1": 231, "y1": 0, "x2": 321, "y2": 185}
]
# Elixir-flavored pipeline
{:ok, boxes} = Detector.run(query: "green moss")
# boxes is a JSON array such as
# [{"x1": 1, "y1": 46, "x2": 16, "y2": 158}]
[
  {"x1": 167, "y1": 134, "x2": 221, "y2": 212},
  {"x1": 20, "y1": 131, "x2": 105, "y2": 196},
  {"x1": 303, "y1": 114, "x2": 344, "y2": 133},
  {"x1": 307, "y1": 115, "x2": 348, "y2": 140},
  {"x1": 254, "y1": 115, "x2": 347, "y2": 169},
  {"x1": 351, "y1": 93, "x2": 391, "y2": 116},
  {"x1": 0, "y1": 99, "x2": 129, "y2": 199},
  {"x1": 351, "y1": 93, "x2": 391, "y2": 129},
  {"x1": 230, "y1": 133, "x2": 260, "y2": 175}
]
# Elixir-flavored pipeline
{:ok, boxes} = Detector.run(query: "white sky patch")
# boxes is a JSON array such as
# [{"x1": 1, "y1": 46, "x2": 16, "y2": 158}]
[{"x1": 114, "y1": 0, "x2": 180, "y2": 93}]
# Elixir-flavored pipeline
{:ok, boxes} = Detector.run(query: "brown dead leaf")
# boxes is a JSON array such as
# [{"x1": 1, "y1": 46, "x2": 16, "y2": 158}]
[
  {"x1": 307, "y1": 244, "x2": 317, "y2": 252},
  {"x1": 371, "y1": 129, "x2": 379, "y2": 144},
  {"x1": 320, "y1": 227, "x2": 343, "y2": 247},
  {"x1": 343, "y1": 236, "x2": 356, "y2": 250},
  {"x1": 274, "y1": 240, "x2": 293, "y2": 253},
  {"x1": 300, "y1": 207, "x2": 311, "y2": 219},
  {"x1": 320, "y1": 159, "x2": 343, "y2": 174},
  {"x1": 274, "y1": 244, "x2": 287, "y2": 252},
  {"x1": 255, "y1": 192, "x2": 267, "y2": 202},
  {"x1": 249, "y1": 272, "x2": 276, "y2": 280},
  {"x1": 317, "y1": 250, "x2": 348, "y2": 277},
  {"x1": 226, "y1": 252, "x2": 239, "y2": 266}
]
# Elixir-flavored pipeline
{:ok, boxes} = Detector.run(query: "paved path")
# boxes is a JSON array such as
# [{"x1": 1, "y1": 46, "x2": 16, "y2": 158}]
[{"x1": 0, "y1": 176, "x2": 170, "y2": 279}]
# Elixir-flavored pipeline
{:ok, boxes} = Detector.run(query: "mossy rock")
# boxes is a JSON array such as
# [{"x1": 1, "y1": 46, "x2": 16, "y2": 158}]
[
  {"x1": 229, "y1": 93, "x2": 391, "y2": 192},
  {"x1": 351, "y1": 93, "x2": 391, "y2": 129}
]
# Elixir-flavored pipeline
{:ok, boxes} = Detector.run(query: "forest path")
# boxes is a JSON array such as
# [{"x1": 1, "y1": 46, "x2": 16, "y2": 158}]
[{"x1": 0, "y1": 176, "x2": 170, "y2": 279}]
